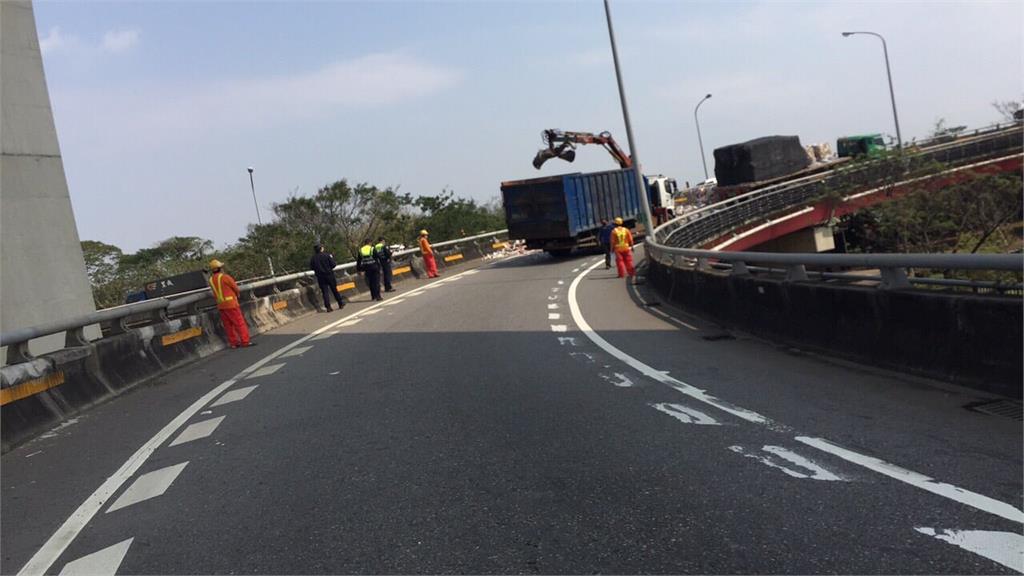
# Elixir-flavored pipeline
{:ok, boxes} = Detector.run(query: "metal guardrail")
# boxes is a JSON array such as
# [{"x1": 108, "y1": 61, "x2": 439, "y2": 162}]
[
  {"x1": 1, "y1": 230, "x2": 509, "y2": 364},
  {"x1": 648, "y1": 124, "x2": 1024, "y2": 293}
]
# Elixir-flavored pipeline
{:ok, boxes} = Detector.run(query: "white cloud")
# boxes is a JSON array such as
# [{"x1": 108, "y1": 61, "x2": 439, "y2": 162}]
[
  {"x1": 39, "y1": 26, "x2": 76, "y2": 55},
  {"x1": 101, "y1": 29, "x2": 140, "y2": 53}
]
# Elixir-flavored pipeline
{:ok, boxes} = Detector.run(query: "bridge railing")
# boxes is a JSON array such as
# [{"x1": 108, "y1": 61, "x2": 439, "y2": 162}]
[
  {"x1": 656, "y1": 125, "x2": 1023, "y2": 251},
  {"x1": 0, "y1": 230, "x2": 508, "y2": 364}
]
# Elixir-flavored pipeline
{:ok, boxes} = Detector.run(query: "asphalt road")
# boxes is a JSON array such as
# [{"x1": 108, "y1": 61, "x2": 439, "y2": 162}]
[{"x1": 2, "y1": 251, "x2": 1022, "y2": 574}]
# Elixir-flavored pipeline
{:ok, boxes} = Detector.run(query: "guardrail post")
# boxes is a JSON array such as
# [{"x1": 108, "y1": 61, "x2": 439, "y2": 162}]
[
  {"x1": 6, "y1": 342, "x2": 33, "y2": 364},
  {"x1": 880, "y1": 267, "x2": 912, "y2": 290},
  {"x1": 106, "y1": 316, "x2": 131, "y2": 336},
  {"x1": 149, "y1": 306, "x2": 170, "y2": 324},
  {"x1": 785, "y1": 264, "x2": 809, "y2": 282},
  {"x1": 731, "y1": 261, "x2": 751, "y2": 276},
  {"x1": 697, "y1": 257, "x2": 710, "y2": 271},
  {"x1": 64, "y1": 326, "x2": 90, "y2": 348}
]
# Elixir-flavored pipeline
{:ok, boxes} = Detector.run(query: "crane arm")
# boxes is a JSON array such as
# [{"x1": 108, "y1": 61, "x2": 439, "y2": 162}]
[{"x1": 533, "y1": 129, "x2": 633, "y2": 169}]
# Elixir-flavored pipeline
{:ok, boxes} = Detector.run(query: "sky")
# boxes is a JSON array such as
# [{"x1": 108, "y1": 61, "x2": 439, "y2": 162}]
[{"x1": 34, "y1": 0, "x2": 1023, "y2": 252}]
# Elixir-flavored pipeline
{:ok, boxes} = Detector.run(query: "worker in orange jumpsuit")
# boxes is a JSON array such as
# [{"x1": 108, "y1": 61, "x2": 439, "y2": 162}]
[
  {"x1": 208, "y1": 259, "x2": 253, "y2": 348},
  {"x1": 611, "y1": 217, "x2": 636, "y2": 278},
  {"x1": 419, "y1": 229, "x2": 439, "y2": 278}
]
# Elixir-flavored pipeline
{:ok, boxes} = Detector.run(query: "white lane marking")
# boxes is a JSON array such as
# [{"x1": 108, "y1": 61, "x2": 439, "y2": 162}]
[
  {"x1": 557, "y1": 280, "x2": 565, "y2": 285},
  {"x1": 550, "y1": 325, "x2": 568, "y2": 332},
  {"x1": 384, "y1": 298, "x2": 406, "y2": 306},
  {"x1": 572, "y1": 268, "x2": 581, "y2": 273},
  {"x1": 169, "y1": 416, "x2": 226, "y2": 447},
  {"x1": 548, "y1": 295, "x2": 559, "y2": 301},
  {"x1": 106, "y1": 462, "x2": 189, "y2": 513},
  {"x1": 653, "y1": 402, "x2": 719, "y2": 424},
  {"x1": 730, "y1": 446, "x2": 811, "y2": 479},
  {"x1": 279, "y1": 346, "x2": 312, "y2": 358},
  {"x1": 311, "y1": 330, "x2": 339, "y2": 341},
  {"x1": 761, "y1": 446, "x2": 847, "y2": 481},
  {"x1": 463, "y1": 270, "x2": 479, "y2": 275},
  {"x1": 329, "y1": 371, "x2": 340, "y2": 375},
  {"x1": 557, "y1": 337, "x2": 577, "y2": 346},
  {"x1": 361, "y1": 309, "x2": 382, "y2": 315},
  {"x1": 17, "y1": 263, "x2": 489, "y2": 575},
  {"x1": 25, "y1": 450, "x2": 43, "y2": 458},
  {"x1": 548, "y1": 313, "x2": 561, "y2": 320},
  {"x1": 548, "y1": 303, "x2": 559, "y2": 310},
  {"x1": 58, "y1": 538, "x2": 133, "y2": 576},
  {"x1": 551, "y1": 287, "x2": 561, "y2": 293},
  {"x1": 915, "y1": 528, "x2": 1024, "y2": 573},
  {"x1": 199, "y1": 410, "x2": 212, "y2": 415},
  {"x1": 568, "y1": 260, "x2": 777, "y2": 428},
  {"x1": 210, "y1": 385, "x2": 258, "y2": 407},
  {"x1": 339, "y1": 318, "x2": 362, "y2": 327},
  {"x1": 247, "y1": 363, "x2": 284, "y2": 379},
  {"x1": 797, "y1": 436, "x2": 1024, "y2": 523}
]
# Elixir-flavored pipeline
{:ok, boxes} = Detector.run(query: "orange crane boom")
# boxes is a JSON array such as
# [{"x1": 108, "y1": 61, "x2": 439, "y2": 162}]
[{"x1": 532, "y1": 129, "x2": 633, "y2": 170}]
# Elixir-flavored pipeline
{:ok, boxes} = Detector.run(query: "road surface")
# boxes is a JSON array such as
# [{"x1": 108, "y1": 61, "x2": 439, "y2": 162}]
[{"x1": 3, "y1": 251, "x2": 1022, "y2": 574}]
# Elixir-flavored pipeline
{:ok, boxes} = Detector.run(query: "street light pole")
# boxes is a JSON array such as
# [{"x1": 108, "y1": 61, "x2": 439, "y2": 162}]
[
  {"x1": 603, "y1": 0, "x2": 654, "y2": 235},
  {"x1": 694, "y1": 93, "x2": 712, "y2": 181},
  {"x1": 246, "y1": 167, "x2": 275, "y2": 276},
  {"x1": 842, "y1": 31, "x2": 902, "y2": 150}
]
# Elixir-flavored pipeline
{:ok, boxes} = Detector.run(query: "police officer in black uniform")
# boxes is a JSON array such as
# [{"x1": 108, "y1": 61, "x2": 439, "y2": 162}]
[
  {"x1": 373, "y1": 236, "x2": 395, "y2": 293},
  {"x1": 310, "y1": 244, "x2": 345, "y2": 311},
  {"x1": 357, "y1": 238, "x2": 383, "y2": 301}
]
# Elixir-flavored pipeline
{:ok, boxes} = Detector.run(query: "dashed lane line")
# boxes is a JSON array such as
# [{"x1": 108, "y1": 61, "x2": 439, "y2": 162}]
[
  {"x1": 16, "y1": 261, "x2": 499, "y2": 576},
  {"x1": 168, "y1": 416, "x2": 226, "y2": 447},
  {"x1": 106, "y1": 462, "x2": 189, "y2": 513},
  {"x1": 209, "y1": 385, "x2": 258, "y2": 407},
  {"x1": 58, "y1": 538, "x2": 133, "y2": 576}
]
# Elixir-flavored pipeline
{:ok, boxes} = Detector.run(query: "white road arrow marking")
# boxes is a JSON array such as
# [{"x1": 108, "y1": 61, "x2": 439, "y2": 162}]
[{"x1": 557, "y1": 337, "x2": 578, "y2": 346}]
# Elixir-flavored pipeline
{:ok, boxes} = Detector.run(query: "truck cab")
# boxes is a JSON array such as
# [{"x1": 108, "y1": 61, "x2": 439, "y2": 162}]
[{"x1": 837, "y1": 134, "x2": 887, "y2": 158}]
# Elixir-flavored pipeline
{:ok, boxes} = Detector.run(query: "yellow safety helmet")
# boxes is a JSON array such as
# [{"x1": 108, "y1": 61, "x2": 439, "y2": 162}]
[
  {"x1": 419, "y1": 229, "x2": 429, "y2": 236},
  {"x1": 614, "y1": 217, "x2": 623, "y2": 225},
  {"x1": 209, "y1": 259, "x2": 224, "y2": 271}
]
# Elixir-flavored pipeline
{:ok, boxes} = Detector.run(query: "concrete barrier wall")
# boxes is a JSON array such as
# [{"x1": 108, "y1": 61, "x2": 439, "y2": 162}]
[
  {"x1": 1, "y1": 234, "x2": 509, "y2": 452},
  {"x1": 645, "y1": 260, "x2": 1023, "y2": 398}
]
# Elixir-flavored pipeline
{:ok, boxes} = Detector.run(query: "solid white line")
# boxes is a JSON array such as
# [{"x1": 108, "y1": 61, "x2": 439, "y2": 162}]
[
  {"x1": 247, "y1": 363, "x2": 284, "y2": 379},
  {"x1": 169, "y1": 416, "x2": 226, "y2": 447},
  {"x1": 568, "y1": 260, "x2": 775, "y2": 427},
  {"x1": 210, "y1": 385, "x2": 258, "y2": 407},
  {"x1": 797, "y1": 436, "x2": 1024, "y2": 524},
  {"x1": 915, "y1": 527, "x2": 1024, "y2": 572},
  {"x1": 58, "y1": 538, "x2": 133, "y2": 576},
  {"x1": 279, "y1": 346, "x2": 312, "y2": 358},
  {"x1": 17, "y1": 262, "x2": 493, "y2": 576},
  {"x1": 106, "y1": 462, "x2": 188, "y2": 513}
]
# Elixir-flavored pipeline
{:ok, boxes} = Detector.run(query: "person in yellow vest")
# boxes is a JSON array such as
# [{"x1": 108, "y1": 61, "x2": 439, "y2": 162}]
[
  {"x1": 611, "y1": 217, "x2": 636, "y2": 279},
  {"x1": 356, "y1": 239, "x2": 383, "y2": 301},
  {"x1": 208, "y1": 259, "x2": 253, "y2": 348}
]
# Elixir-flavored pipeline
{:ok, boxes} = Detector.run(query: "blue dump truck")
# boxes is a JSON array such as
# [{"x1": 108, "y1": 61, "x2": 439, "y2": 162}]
[{"x1": 501, "y1": 169, "x2": 675, "y2": 256}]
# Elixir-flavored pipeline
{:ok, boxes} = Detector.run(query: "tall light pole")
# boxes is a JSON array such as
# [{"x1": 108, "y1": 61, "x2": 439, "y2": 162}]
[
  {"x1": 603, "y1": 0, "x2": 654, "y2": 235},
  {"x1": 246, "y1": 167, "x2": 275, "y2": 276},
  {"x1": 842, "y1": 31, "x2": 902, "y2": 150},
  {"x1": 694, "y1": 93, "x2": 712, "y2": 181}
]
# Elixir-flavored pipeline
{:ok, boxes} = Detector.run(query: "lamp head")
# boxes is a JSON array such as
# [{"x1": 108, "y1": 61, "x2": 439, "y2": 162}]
[
  {"x1": 247, "y1": 167, "x2": 254, "y2": 174},
  {"x1": 706, "y1": 93, "x2": 712, "y2": 99},
  {"x1": 841, "y1": 32, "x2": 853, "y2": 37}
]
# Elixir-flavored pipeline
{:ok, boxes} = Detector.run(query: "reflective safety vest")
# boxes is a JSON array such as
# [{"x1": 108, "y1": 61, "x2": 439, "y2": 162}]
[
  {"x1": 209, "y1": 272, "x2": 238, "y2": 310},
  {"x1": 373, "y1": 242, "x2": 386, "y2": 259},
  {"x1": 360, "y1": 244, "x2": 374, "y2": 258},
  {"x1": 612, "y1": 226, "x2": 632, "y2": 252}
]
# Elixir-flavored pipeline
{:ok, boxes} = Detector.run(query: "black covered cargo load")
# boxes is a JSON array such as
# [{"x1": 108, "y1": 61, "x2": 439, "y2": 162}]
[{"x1": 713, "y1": 135, "x2": 811, "y2": 186}]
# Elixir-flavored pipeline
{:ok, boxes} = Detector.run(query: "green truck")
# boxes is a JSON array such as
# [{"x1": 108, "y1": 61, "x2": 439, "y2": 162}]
[{"x1": 837, "y1": 134, "x2": 887, "y2": 158}]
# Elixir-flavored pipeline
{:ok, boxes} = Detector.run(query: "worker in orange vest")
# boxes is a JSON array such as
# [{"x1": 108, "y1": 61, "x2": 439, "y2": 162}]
[
  {"x1": 419, "y1": 229, "x2": 439, "y2": 278},
  {"x1": 208, "y1": 259, "x2": 253, "y2": 348},
  {"x1": 611, "y1": 217, "x2": 636, "y2": 278}
]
